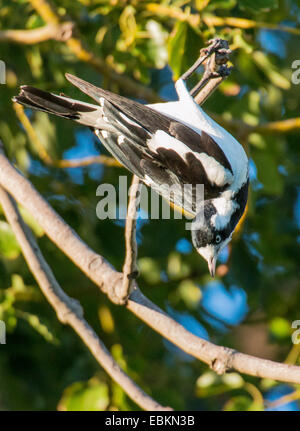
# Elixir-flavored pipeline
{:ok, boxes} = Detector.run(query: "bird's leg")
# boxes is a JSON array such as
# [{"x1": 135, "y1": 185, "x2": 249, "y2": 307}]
[
  {"x1": 190, "y1": 53, "x2": 232, "y2": 98},
  {"x1": 180, "y1": 38, "x2": 231, "y2": 82},
  {"x1": 191, "y1": 39, "x2": 232, "y2": 106}
]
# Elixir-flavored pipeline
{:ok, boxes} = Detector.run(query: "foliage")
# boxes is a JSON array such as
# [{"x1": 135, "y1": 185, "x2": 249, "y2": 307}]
[{"x1": 0, "y1": 0, "x2": 300, "y2": 411}]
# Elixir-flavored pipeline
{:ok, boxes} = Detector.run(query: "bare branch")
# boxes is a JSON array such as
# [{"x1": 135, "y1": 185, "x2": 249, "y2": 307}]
[
  {"x1": 119, "y1": 175, "x2": 140, "y2": 303},
  {"x1": 143, "y1": 4, "x2": 300, "y2": 36},
  {"x1": 0, "y1": 184, "x2": 170, "y2": 411},
  {"x1": 253, "y1": 118, "x2": 300, "y2": 135},
  {"x1": 0, "y1": 145, "x2": 300, "y2": 384},
  {"x1": 203, "y1": 15, "x2": 300, "y2": 36},
  {"x1": 55, "y1": 156, "x2": 121, "y2": 168},
  {"x1": 0, "y1": 22, "x2": 74, "y2": 44},
  {"x1": 211, "y1": 114, "x2": 300, "y2": 139},
  {"x1": 266, "y1": 388, "x2": 300, "y2": 410},
  {"x1": 127, "y1": 287, "x2": 300, "y2": 383},
  {"x1": 144, "y1": 3, "x2": 200, "y2": 28}
]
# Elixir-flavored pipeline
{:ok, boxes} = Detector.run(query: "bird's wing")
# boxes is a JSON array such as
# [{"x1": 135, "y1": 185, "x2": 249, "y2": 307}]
[{"x1": 66, "y1": 74, "x2": 234, "y2": 211}]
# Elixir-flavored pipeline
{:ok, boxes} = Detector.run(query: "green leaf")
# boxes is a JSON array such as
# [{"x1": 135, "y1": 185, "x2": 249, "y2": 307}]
[
  {"x1": 270, "y1": 317, "x2": 291, "y2": 339},
  {"x1": 145, "y1": 20, "x2": 168, "y2": 69},
  {"x1": 222, "y1": 373, "x2": 244, "y2": 389},
  {"x1": 138, "y1": 257, "x2": 161, "y2": 284},
  {"x1": 253, "y1": 51, "x2": 290, "y2": 90},
  {"x1": 206, "y1": 0, "x2": 237, "y2": 10},
  {"x1": 253, "y1": 148, "x2": 283, "y2": 195},
  {"x1": 167, "y1": 252, "x2": 190, "y2": 280},
  {"x1": 223, "y1": 395, "x2": 254, "y2": 411},
  {"x1": 32, "y1": 112, "x2": 57, "y2": 157},
  {"x1": 11, "y1": 274, "x2": 26, "y2": 292},
  {"x1": 0, "y1": 221, "x2": 21, "y2": 259},
  {"x1": 17, "y1": 310, "x2": 58, "y2": 344},
  {"x1": 19, "y1": 207, "x2": 44, "y2": 237},
  {"x1": 59, "y1": 379, "x2": 110, "y2": 411},
  {"x1": 168, "y1": 21, "x2": 203, "y2": 80},
  {"x1": 178, "y1": 279, "x2": 202, "y2": 308},
  {"x1": 26, "y1": 14, "x2": 44, "y2": 29}
]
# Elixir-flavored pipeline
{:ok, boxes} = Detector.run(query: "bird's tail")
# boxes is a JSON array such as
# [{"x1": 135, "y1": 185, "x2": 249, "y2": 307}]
[{"x1": 13, "y1": 85, "x2": 108, "y2": 129}]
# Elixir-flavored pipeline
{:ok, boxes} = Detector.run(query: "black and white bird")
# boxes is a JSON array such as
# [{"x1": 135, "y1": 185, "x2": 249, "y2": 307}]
[{"x1": 13, "y1": 72, "x2": 249, "y2": 277}]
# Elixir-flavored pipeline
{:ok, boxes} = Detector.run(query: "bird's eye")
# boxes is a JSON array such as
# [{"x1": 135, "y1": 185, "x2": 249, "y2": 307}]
[{"x1": 215, "y1": 235, "x2": 221, "y2": 244}]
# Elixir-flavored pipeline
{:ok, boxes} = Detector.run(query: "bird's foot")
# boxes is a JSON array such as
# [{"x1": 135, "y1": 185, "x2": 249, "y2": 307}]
[{"x1": 179, "y1": 38, "x2": 232, "y2": 100}]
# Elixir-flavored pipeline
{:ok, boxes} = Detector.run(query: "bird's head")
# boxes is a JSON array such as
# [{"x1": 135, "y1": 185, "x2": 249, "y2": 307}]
[{"x1": 190, "y1": 199, "x2": 234, "y2": 277}]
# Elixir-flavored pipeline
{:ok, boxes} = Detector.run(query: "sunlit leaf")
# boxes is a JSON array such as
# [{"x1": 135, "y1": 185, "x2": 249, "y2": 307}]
[
  {"x1": 252, "y1": 148, "x2": 284, "y2": 195},
  {"x1": 168, "y1": 21, "x2": 203, "y2": 79},
  {"x1": 0, "y1": 221, "x2": 21, "y2": 259},
  {"x1": 138, "y1": 257, "x2": 161, "y2": 284},
  {"x1": 239, "y1": 0, "x2": 278, "y2": 12},
  {"x1": 178, "y1": 279, "x2": 202, "y2": 308},
  {"x1": 167, "y1": 252, "x2": 190, "y2": 280},
  {"x1": 253, "y1": 51, "x2": 290, "y2": 90},
  {"x1": 18, "y1": 311, "x2": 58, "y2": 344},
  {"x1": 223, "y1": 395, "x2": 254, "y2": 411},
  {"x1": 98, "y1": 305, "x2": 115, "y2": 334},
  {"x1": 58, "y1": 379, "x2": 110, "y2": 411},
  {"x1": 270, "y1": 317, "x2": 291, "y2": 339},
  {"x1": 206, "y1": 0, "x2": 237, "y2": 10},
  {"x1": 222, "y1": 373, "x2": 244, "y2": 389}
]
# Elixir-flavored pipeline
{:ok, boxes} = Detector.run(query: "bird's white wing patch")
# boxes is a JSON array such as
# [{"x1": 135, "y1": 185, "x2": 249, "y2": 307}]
[
  {"x1": 148, "y1": 130, "x2": 233, "y2": 188},
  {"x1": 197, "y1": 153, "x2": 233, "y2": 187},
  {"x1": 148, "y1": 130, "x2": 189, "y2": 158},
  {"x1": 148, "y1": 79, "x2": 249, "y2": 194}
]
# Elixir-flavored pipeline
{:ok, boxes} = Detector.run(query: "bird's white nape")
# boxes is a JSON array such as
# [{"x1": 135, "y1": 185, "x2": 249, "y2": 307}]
[{"x1": 211, "y1": 194, "x2": 239, "y2": 230}]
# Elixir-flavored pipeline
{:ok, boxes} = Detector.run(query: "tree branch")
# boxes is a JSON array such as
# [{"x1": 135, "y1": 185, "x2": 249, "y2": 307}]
[
  {"x1": 0, "y1": 22, "x2": 74, "y2": 44},
  {"x1": 55, "y1": 156, "x2": 121, "y2": 168},
  {"x1": 0, "y1": 183, "x2": 170, "y2": 411},
  {"x1": 0, "y1": 145, "x2": 300, "y2": 384},
  {"x1": 211, "y1": 114, "x2": 300, "y2": 139},
  {"x1": 143, "y1": 4, "x2": 300, "y2": 35},
  {"x1": 266, "y1": 388, "x2": 300, "y2": 410},
  {"x1": 119, "y1": 175, "x2": 140, "y2": 303},
  {"x1": 203, "y1": 15, "x2": 300, "y2": 36},
  {"x1": 28, "y1": 0, "x2": 161, "y2": 103},
  {"x1": 144, "y1": 3, "x2": 200, "y2": 28}
]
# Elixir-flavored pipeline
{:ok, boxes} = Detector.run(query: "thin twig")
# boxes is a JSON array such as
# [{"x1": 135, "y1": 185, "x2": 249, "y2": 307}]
[
  {"x1": 143, "y1": 4, "x2": 300, "y2": 36},
  {"x1": 0, "y1": 146, "x2": 300, "y2": 384},
  {"x1": 0, "y1": 183, "x2": 170, "y2": 411},
  {"x1": 210, "y1": 114, "x2": 300, "y2": 139},
  {"x1": 285, "y1": 343, "x2": 300, "y2": 365},
  {"x1": 55, "y1": 156, "x2": 121, "y2": 168},
  {"x1": 0, "y1": 22, "x2": 74, "y2": 44},
  {"x1": 119, "y1": 175, "x2": 140, "y2": 303},
  {"x1": 203, "y1": 15, "x2": 300, "y2": 36},
  {"x1": 180, "y1": 47, "x2": 214, "y2": 81},
  {"x1": 266, "y1": 388, "x2": 300, "y2": 410}
]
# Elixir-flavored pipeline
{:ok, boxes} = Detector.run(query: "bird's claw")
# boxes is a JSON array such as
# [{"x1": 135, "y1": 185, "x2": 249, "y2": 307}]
[{"x1": 180, "y1": 38, "x2": 232, "y2": 84}]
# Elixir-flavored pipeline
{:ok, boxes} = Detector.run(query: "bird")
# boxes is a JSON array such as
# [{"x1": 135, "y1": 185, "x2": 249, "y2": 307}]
[{"x1": 13, "y1": 69, "x2": 249, "y2": 277}]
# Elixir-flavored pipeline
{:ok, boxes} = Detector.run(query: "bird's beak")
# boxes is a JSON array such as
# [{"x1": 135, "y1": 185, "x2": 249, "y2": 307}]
[
  {"x1": 196, "y1": 245, "x2": 218, "y2": 277},
  {"x1": 208, "y1": 256, "x2": 217, "y2": 278}
]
